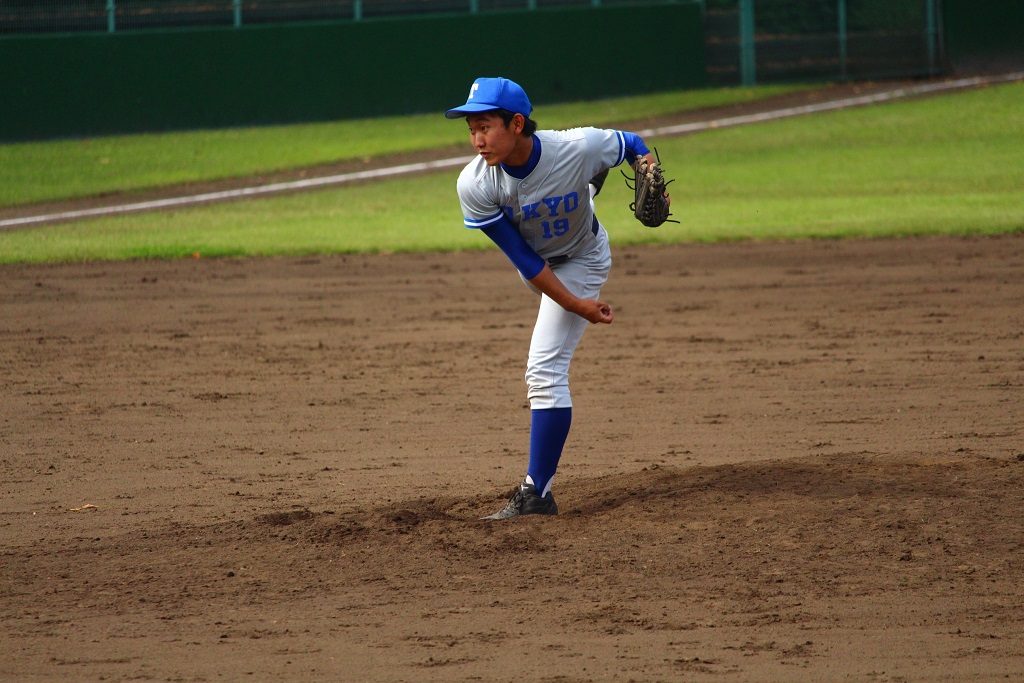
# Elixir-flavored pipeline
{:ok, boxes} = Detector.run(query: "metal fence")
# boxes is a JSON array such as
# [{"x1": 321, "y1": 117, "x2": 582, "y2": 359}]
[
  {"x1": 1, "y1": 0, "x2": 947, "y2": 84},
  {"x1": 0, "y1": 0, "x2": 653, "y2": 34},
  {"x1": 704, "y1": 0, "x2": 945, "y2": 84}
]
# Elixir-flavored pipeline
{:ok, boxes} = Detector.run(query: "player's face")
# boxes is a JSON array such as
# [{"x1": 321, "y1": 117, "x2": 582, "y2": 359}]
[{"x1": 466, "y1": 112, "x2": 525, "y2": 167}]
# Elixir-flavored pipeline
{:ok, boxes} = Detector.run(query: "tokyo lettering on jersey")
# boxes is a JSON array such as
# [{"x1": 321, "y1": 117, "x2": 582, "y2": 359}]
[{"x1": 456, "y1": 127, "x2": 631, "y2": 262}]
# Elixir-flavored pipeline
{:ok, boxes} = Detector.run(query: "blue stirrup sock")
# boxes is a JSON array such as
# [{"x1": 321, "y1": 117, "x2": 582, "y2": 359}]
[{"x1": 526, "y1": 407, "x2": 572, "y2": 497}]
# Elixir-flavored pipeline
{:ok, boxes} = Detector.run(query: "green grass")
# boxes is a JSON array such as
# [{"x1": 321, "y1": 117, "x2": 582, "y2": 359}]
[
  {"x1": 0, "y1": 84, "x2": 809, "y2": 207},
  {"x1": 1, "y1": 82, "x2": 1021, "y2": 264}
]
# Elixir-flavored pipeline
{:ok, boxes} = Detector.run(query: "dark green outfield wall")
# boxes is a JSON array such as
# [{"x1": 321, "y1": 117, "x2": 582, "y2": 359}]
[
  {"x1": 942, "y1": 0, "x2": 1024, "y2": 63},
  {"x1": 0, "y1": 4, "x2": 705, "y2": 141}
]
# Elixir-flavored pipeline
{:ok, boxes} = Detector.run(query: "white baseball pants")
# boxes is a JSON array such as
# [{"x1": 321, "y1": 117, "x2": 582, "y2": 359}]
[{"x1": 522, "y1": 224, "x2": 612, "y2": 409}]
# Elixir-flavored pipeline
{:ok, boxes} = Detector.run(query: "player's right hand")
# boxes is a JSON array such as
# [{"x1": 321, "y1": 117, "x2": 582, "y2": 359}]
[{"x1": 578, "y1": 299, "x2": 614, "y2": 324}]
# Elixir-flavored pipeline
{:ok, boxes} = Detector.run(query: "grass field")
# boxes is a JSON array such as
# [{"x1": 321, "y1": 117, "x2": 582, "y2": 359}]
[
  {"x1": 0, "y1": 84, "x2": 809, "y2": 207},
  {"x1": 1, "y1": 81, "x2": 1021, "y2": 264}
]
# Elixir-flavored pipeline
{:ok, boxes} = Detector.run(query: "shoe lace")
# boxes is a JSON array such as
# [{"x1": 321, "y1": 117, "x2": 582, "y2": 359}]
[{"x1": 503, "y1": 486, "x2": 526, "y2": 513}]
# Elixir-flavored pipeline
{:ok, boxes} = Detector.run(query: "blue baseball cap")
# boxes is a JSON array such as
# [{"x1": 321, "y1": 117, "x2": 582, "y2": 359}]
[{"x1": 444, "y1": 77, "x2": 532, "y2": 119}]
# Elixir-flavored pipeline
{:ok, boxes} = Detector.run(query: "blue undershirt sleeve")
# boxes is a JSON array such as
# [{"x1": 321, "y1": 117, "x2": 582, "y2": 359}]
[
  {"x1": 481, "y1": 215, "x2": 546, "y2": 280},
  {"x1": 620, "y1": 130, "x2": 651, "y2": 166}
]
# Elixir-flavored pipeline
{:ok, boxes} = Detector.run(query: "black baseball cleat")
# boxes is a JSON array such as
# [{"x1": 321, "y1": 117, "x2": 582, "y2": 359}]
[{"x1": 481, "y1": 482, "x2": 558, "y2": 520}]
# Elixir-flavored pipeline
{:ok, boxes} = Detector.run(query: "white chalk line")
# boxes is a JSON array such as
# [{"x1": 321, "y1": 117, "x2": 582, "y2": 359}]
[
  {"x1": 1, "y1": 156, "x2": 471, "y2": 230},
  {"x1": 4, "y1": 71, "x2": 1022, "y2": 231},
  {"x1": 635, "y1": 71, "x2": 1024, "y2": 138}
]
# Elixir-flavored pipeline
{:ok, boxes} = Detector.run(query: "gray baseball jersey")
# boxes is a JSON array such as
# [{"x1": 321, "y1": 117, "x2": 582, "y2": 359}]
[{"x1": 456, "y1": 127, "x2": 630, "y2": 262}]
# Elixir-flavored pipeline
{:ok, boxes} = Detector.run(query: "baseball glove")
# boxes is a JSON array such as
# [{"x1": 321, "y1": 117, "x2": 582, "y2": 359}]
[{"x1": 624, "y1": 149, "x2": 676, "y2": 228}]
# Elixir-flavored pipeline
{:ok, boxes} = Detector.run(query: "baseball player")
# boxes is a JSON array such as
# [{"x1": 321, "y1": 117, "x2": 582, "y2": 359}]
[{"x1": 445, "y1": 76, "x2": 669, "y2": 520}]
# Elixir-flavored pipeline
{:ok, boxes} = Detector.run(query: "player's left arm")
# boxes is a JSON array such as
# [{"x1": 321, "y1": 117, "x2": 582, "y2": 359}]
[
  {"x1": 610, "y1": 130, "x2": 670, "y2": 208},
  {"x1": 619, "y1": 131, "x2": 651, "y2": 166},
  {"x1": 586, "y1": 128, "x2": 661, "y2": 184}
]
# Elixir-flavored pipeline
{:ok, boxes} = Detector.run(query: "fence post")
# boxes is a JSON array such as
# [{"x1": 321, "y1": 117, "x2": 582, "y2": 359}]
[
  {"x1": 739, "y1": 0, "x2": 756, "y2": 86},
  {"x1": 470, "y1": 0, "x2": 479, "y2": 14},
  {"x1": 354, "y1": 0, "x2": 363, "y2": 20},
  {"x1": 106, "y1": 0, "x2": 115, "y2": 32},
  {"x1": 233, "y1": 0, "x2": 242, "y2": 28},
  {"x1": 837, "y1": 0, "x2": 847, "y2": 80}
]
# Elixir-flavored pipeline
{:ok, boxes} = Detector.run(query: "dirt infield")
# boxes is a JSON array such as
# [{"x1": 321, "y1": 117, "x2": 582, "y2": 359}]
[{"x1": 2, "y1": 234, "x2": 1023, "y2": 681}]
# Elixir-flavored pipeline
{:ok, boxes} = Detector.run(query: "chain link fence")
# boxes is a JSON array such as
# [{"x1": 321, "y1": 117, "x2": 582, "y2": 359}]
[
  {"x1": 704, "y1": 0, "x2": 944, "y2": 84},
  {"x1": 1, "y1": 0, "x2": 948, "y2": 83}
]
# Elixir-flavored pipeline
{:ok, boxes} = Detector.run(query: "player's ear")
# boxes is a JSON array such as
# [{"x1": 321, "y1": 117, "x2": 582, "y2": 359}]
[{"x1": 512, "y1": 113, "x2": 525, "y2": 135}]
